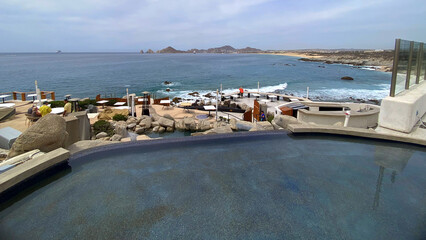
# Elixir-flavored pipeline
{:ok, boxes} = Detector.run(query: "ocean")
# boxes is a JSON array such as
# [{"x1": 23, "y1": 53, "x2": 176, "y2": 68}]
[{"x1": 0, "y1": 53, "x2": 391, "y2": 101}]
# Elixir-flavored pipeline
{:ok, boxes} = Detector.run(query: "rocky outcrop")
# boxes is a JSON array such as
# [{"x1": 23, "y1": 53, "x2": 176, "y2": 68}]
[
  {"x1": 139, "y1": 117, "x2": 152, "y2": 129},
  {"x1": 158, "y1": 117, "x2": 174, "y2": 128},
  {"x1": 273, "y1": 115, "x2": 301, "y2": 130},
  {"x1": 183, "y1": 117, "x2": 197, "y2": 131},
  {"x1": 157, "y1": 46, "x2": 186, "y2": 53},
  {"x1": 175, "y1": 119, "x2": 186, "y2": 131},
  {"x1": 249, "y1": 122, "x2": 274, "y2": 131},
  {"x1": 8, "y1": 115, "x2": 68, "y2": 158},
  {"x1": 197, "y1": 119, "x2": 211, "y2": 131},
  {"x1": 341, "y1": 76, "x2": 354, "y2": 80},
  {"x1": 114, "y1": 121, "x2": 128, "y2": 137},
  {"x1": 146, "y1": 49, "x2": 154, "y2": 54}
]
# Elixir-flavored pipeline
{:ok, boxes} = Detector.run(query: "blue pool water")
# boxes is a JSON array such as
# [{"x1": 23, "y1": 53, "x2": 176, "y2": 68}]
[
  {"x1": 0, "y1": 132, "x2": 424, "y2": 239},
  {"x1": 0, "y1": 53, "x2": 391, "y2": 101}
]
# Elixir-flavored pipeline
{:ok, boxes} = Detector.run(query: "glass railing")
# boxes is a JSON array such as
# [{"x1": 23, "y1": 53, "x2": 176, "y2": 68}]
[{"x1": 390, "y1": 39, "x2": 425, "y2": 96}]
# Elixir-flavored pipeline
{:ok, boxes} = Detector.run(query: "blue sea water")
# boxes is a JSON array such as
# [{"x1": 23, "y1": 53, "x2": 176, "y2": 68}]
[{"x1": 0, "y1": 53, "x2": 391, "y2": 101}]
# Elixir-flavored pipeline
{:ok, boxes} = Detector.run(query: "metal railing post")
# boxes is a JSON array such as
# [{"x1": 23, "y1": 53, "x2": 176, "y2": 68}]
[
  {"x1": 405, "y1": 41, "x2": 414, "y2": 90},
  {"x1": 390, "y1": 39, "x2": 400, "y2": 97},
  {"x1": 416, "y1": 43, "x2": 423, "y2": 84}
]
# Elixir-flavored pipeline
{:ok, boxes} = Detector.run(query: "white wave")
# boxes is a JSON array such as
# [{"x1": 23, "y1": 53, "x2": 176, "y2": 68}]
[
  {"x1": 157, "y1": 82, "x2": 289, "y2": 100},
  {"x1": 291, "y1": 84, "x2": 390, "y2": 101},
  {"x1": 161, "y1": 82, "x2": 181, "y2": 87}
]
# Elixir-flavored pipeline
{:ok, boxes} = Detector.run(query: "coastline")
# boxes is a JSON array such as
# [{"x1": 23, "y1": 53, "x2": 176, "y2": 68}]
[{"x1": 260, "y1": 51, "x2": 393, "y2": 72}]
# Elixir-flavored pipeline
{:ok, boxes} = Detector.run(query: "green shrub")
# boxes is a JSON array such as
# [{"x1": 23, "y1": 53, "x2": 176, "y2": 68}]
[
  {"x1": 93, "y1": 120, "x2": 114, "y2": 136},
  {"x1": 267, "y1": 114, "x2": 274, "y2": 123},
  {"x1": 49, "y1": 101, "x2": 65, "y2": 108},
  {"x1": 112, "y1": 114, "x2": 127, "y2": 121},
  {"x1": 79, "y1": 99, "x2": 97, "y2": 110}
]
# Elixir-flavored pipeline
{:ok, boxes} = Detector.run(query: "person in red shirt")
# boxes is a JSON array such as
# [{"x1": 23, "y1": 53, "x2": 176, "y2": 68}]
[{"x1": 239, "y1": 87, "x2": 244, "y2": 98}]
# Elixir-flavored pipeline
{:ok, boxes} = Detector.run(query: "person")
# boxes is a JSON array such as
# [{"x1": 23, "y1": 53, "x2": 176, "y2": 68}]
[
  {"x1": 239, "y1": 86, "x2": 244, "y2": 97},
  {"x1": 38, "y1": 101, "x2": 52, "y2": 117},
  {"x1": 260, "y1": 111, "x2": 266, "y2": 121},
  {"x1": 27, "y1": 104, "x2": 35, "y2": 114},
  {"x1": 63, "y1": 99, "x2": 71, "y2": 117}
]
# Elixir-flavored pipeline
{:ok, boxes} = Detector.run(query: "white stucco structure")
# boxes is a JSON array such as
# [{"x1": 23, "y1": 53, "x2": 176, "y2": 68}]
[{"x1": 378, "y1": 81, "x2": 426, "y2": 133}]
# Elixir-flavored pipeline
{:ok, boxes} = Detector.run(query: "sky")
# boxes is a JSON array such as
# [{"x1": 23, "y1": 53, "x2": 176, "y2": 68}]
[{"x1": 1, "y1": 0, "x2": 426, "y2": 52}]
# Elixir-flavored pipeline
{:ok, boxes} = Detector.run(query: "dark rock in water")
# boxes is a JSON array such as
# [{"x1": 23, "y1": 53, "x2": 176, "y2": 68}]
[
  {"x1": 204, "y1": 93, "x2": 213, "y2": 98},
  {"x1": 164, "y1": 81, "x2": 172, "y2": 85},
  {"x1": 188, "y1": 92, "x2": 199, "y2": 96},
  {"x1": 325, "y1": 61, "x2": 333, "y2": 64},
  {"x1": 368, "y1": 99, "x2": 380, "y2": 105},
  {"x1": 166, "y1": 88, "x2": 171, "y2": 92},
  {"x1": 172, "y1": 97, "x2": 181, "y2": 103},
  {"x1": 341, "y1": 76, "x2": 354, "y2": 80}
]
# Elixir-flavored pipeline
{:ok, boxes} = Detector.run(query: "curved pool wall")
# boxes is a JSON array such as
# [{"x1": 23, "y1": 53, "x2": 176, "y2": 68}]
[{"x1": 0, "y1": 132, "x2": 425, "y2": 239}]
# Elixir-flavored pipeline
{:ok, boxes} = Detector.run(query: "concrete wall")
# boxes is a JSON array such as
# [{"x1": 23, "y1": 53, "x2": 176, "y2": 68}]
[
  {"x1": 379, "y1": 81, "x2": 426, "y2": 133},
  {"x1": 298, "y1": 109, "x2": 379, "y2": 128},
  {"x1": 64, "y1": 112, "x2": 91, "y2": 147}
]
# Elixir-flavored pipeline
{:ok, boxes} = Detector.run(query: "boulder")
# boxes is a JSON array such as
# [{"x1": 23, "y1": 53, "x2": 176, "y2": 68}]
[
  {"x1": 8, "y1": 115, "x2": 68, "y2": 158},
  {"x1": 114, "y1": 121, "x2": 128, "y2": 137},
  {"x1": 139, "y1": 118, "x2": 152, "y2": 129},
  {"x1": 135, "y1": 126, "x2": 145, "y2": 134},
  {"x1": 151, "y1": 121, "x2": 160, "y2": 127},
  {"x1": 96, "y1": 132, "x2": 108, "y2": 139},
  {"x1": 229, "y1": 118, "x2": 237, "y2": 130},
  {"x1": 126, "y1": 117, "x2": 138, "y2": 125},
  {"x1": 236, "y1": 120, "x2": 255, "y2": 131},
  {"x1": 197, "y1": 119, "x2": 211, "y2": 131},
  {"x1": 110, "y1": 134, "x2": 122, "y2": 141},
  {"x1": 213, "y1": 121, "x2": 228, "y2": 128},
  {"x1": 273, "y1": 115, "x2": 301, "y2": 129},
  {"x1": 210, "y1": 125, "x2": 233, "y2": 134},
  {"x1": 250, "y1": 122, "x2": 274, "y2": 131},
  {"x1": 158, "y1": 117, "x2": 174, "y2": 128},
  {"x1": 238, "y1": 103, "x2": 248, "y2": 111},
  {"x1": 341, "y1": 76, "x2": 354, "y2": 80},
  {"x1": 166, "y1": 127, "x2": 174, "y2": 132},
  {"x1": 175, "y1": 119, "x2": 186, "y2": 131},
  {"x1": 127, "y1": 123, "x2": 137, "y2": 129},
  {"x1": 271, "y1": 121, "x2": 283, "y2": 130},
  {"x1": 158, "y1": 127, "x2": 166, "y2": 133},
  {"x1": 184, "y1": 117, "x2": 197, "y2": 131},
  {"x1": 151, "y1": 113, "x2": 161, "y2": 122},
  {"x1": 163, "y1": 114, "x2": 174, "y2": 121},
  {"x1": 152, "y1": 126, "x2": 160, "y2": 132}
]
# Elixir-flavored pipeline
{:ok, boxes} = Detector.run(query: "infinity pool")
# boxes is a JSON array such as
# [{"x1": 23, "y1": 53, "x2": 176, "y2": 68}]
[{"x1": 0, "y1": 132, "x2": 425, "y2": 239}]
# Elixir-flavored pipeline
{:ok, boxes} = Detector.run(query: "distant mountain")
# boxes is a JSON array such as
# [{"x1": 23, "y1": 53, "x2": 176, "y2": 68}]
[
  {"x1": 207, "y1": 45, "x2": 236, "y2": 53},
  {"x1": 157, "y1": 46, "x2": 186, "y2": 53},
  {"x1": 237, "y1": 47, "x2": 263, "y2": 53},
  {"x1": 153, "y1": 45, "x2": 264, "y2": 54}
]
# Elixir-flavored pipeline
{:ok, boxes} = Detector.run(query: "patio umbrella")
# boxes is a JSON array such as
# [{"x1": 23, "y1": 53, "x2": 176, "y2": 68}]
[{"x1": 35, "y1": 80, "x2": 42, "y2": 107}]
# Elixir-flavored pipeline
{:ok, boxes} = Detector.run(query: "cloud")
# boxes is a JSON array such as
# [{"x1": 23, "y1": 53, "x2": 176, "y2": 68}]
[{"x1": 0, "y1": 0, "x2": 425, "y2": 51}]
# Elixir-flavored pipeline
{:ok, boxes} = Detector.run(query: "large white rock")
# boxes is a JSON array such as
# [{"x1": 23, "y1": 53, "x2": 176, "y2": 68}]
[
  {"x1": 236, "y1": 120, "x2": 255, "y2": 131},
  {"x1": 8, "y1": 114, "x2": 68, "y2": 158},
  {"x1": 96, "y1": 132, "x2": 108, "y2": 139}
]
